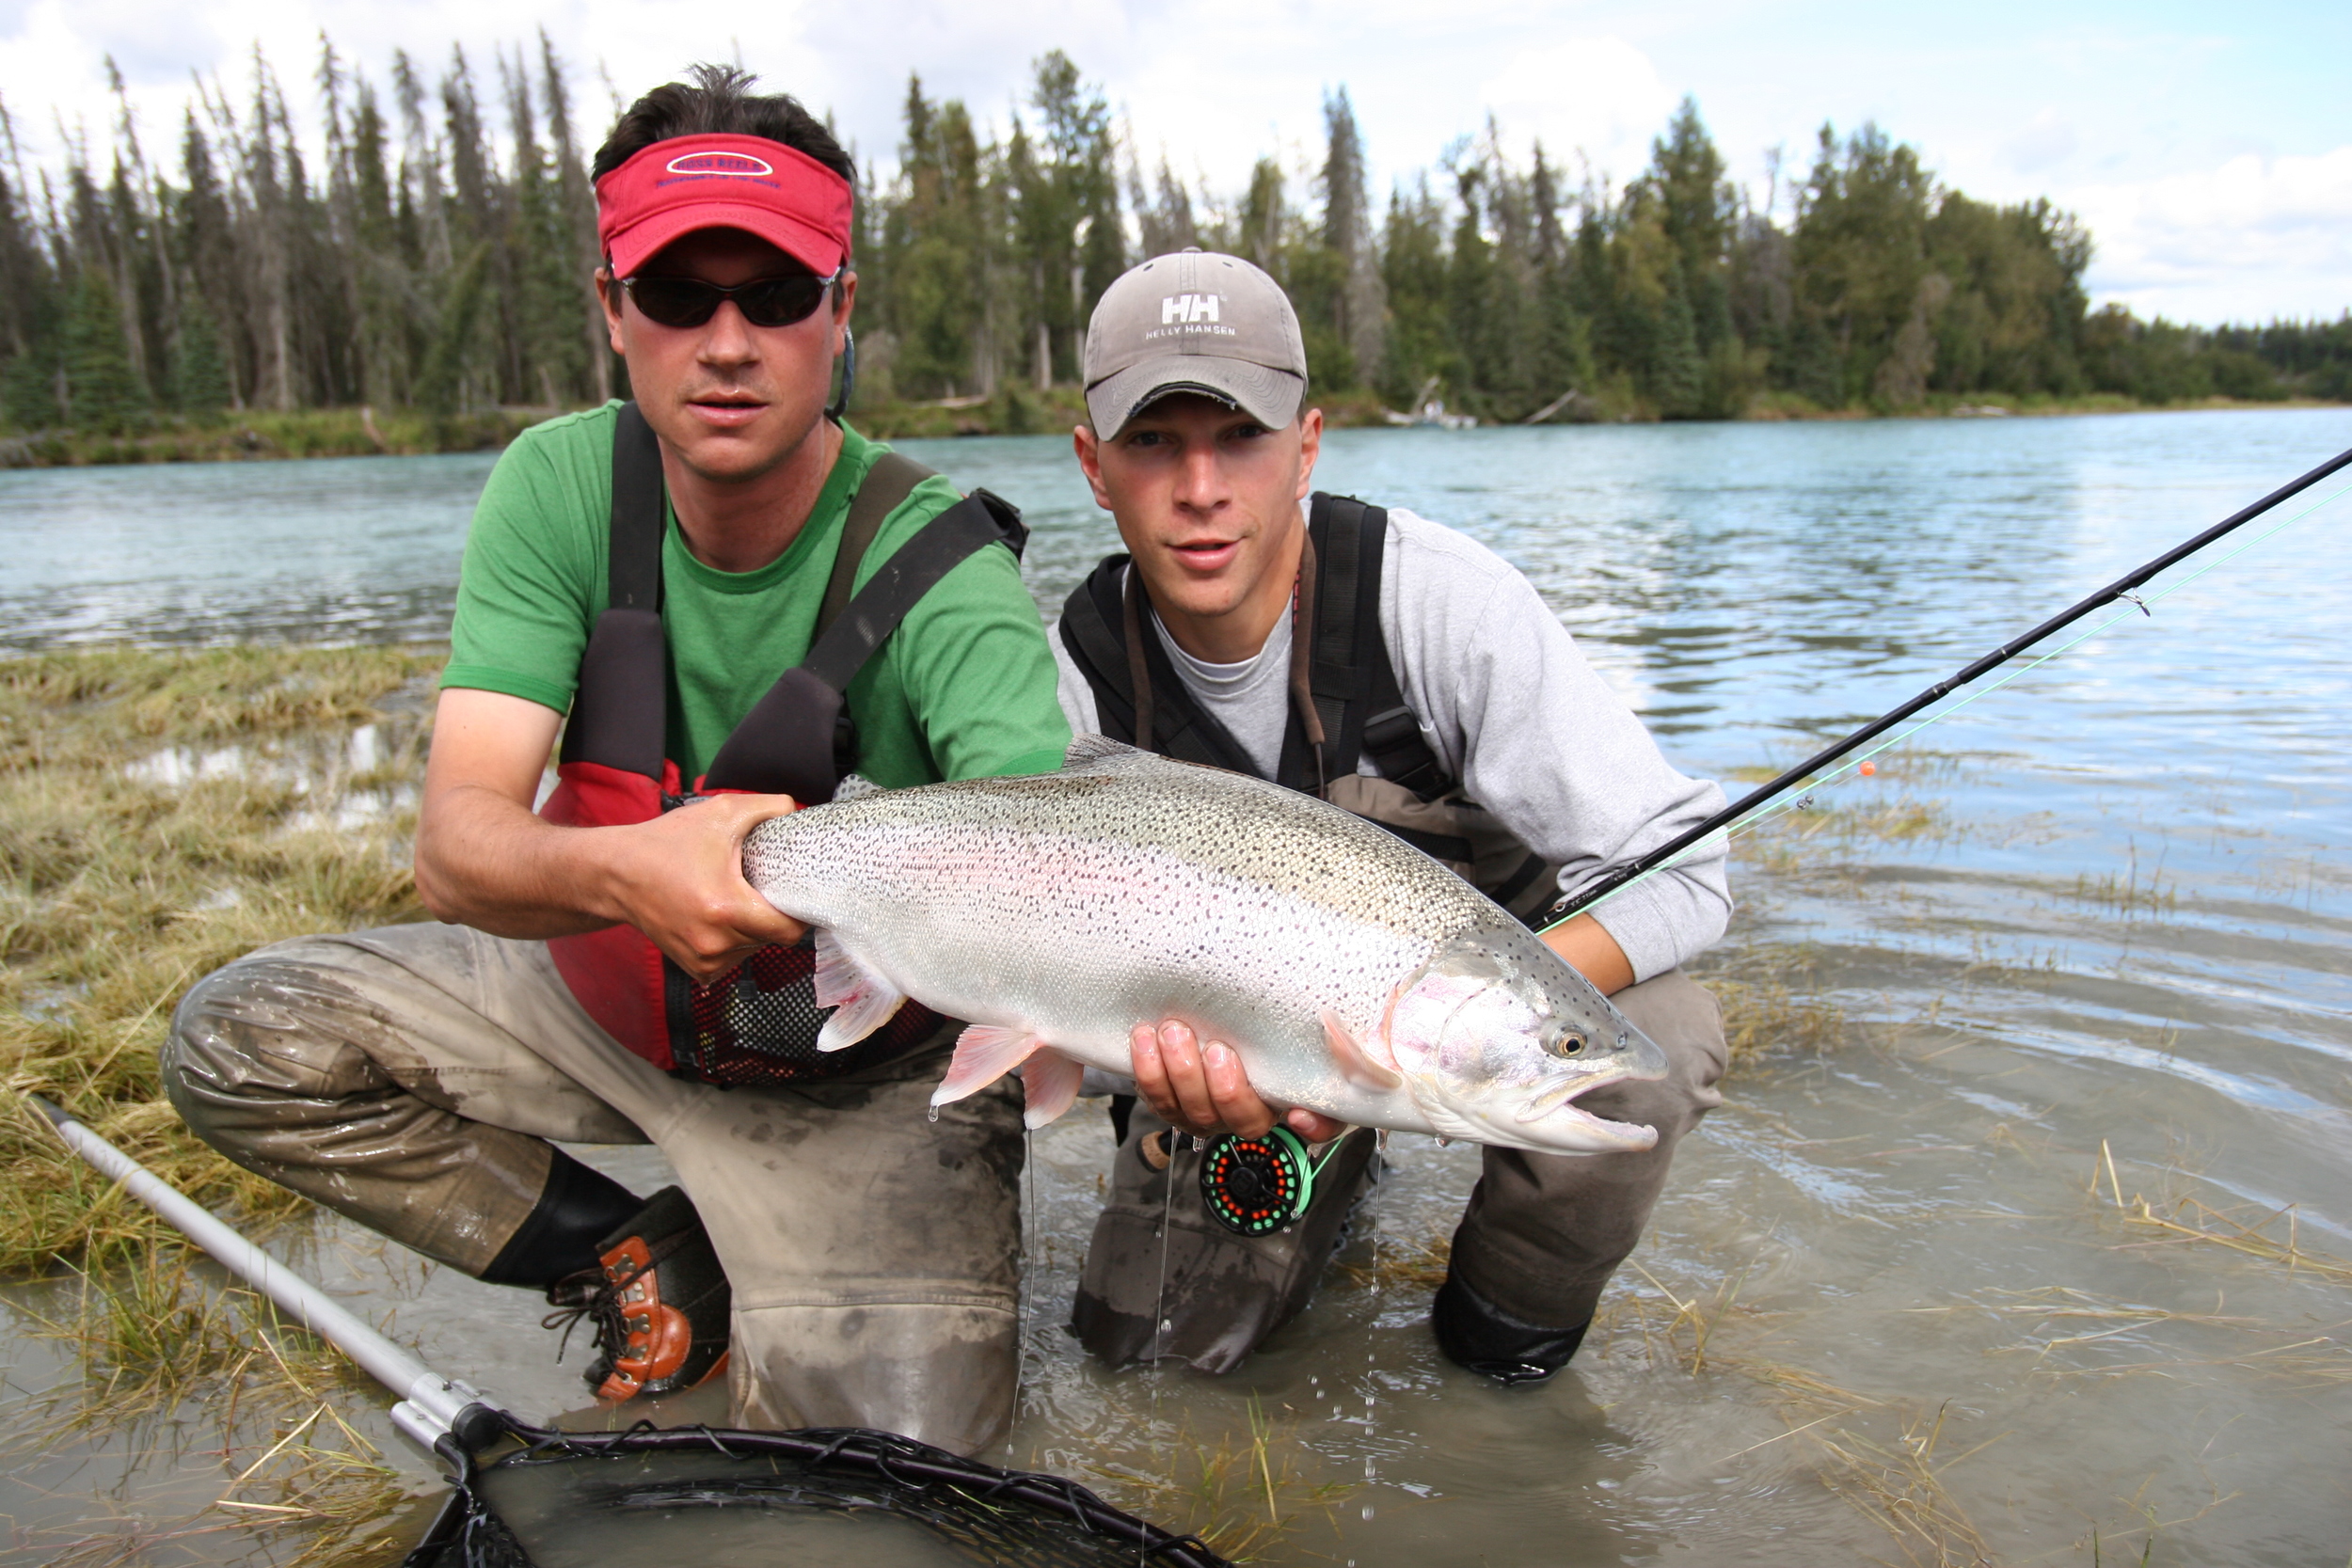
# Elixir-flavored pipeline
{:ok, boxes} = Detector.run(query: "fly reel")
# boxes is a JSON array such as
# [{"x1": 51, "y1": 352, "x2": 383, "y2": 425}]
[{"x1": 1199, "y1": 1128, "x2": 1316, "y2": 1237}]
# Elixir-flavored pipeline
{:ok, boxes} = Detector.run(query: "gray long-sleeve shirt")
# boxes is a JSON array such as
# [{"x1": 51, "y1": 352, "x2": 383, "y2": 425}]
[{"x1": 1049, "y1": 505, "x2": 1731, "y2": 981}]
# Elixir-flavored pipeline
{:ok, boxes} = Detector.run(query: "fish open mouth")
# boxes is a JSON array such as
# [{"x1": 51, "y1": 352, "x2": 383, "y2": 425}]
[
  {"x1": 1529, "y1": 1098, "x2": 1660, "y2": 1149},
  {"x1": 1513, "y1": 1064, "x2": 1648, "y2": 1124},
  {"x1": 1503, "y1": 1069, "x2": 1661, "y2": 1149}
]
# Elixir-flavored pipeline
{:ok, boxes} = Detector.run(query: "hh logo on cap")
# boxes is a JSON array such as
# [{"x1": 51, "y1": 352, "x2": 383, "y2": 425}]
[
  {"x1": 1161, "y1": 293, "x2": 1221, "y2": 325},
  {"x1": 665, "y1": 150, "x2": 775, "y2": 178}
]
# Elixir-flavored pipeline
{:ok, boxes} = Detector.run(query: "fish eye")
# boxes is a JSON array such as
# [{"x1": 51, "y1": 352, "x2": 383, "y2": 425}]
[{"x1": 1552, "y1": 1033, "x2": 1585, "y2": 1057}]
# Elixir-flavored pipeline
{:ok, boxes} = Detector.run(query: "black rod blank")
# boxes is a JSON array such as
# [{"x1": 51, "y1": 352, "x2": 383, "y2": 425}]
[{"x1": 1546, "y1": 442, "x2": 2352, "y2": 927}]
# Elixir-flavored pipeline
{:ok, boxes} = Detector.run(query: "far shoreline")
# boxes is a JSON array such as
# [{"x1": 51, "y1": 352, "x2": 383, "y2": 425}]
[{"x1": 2, "y1": 391, "x2": 2342, "y2": 471}]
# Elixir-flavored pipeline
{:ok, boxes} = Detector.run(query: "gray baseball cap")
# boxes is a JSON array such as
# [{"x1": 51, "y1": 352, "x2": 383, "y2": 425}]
[{"x1": 1083, "y1": 249, "x2": 1308, "y2": 436}]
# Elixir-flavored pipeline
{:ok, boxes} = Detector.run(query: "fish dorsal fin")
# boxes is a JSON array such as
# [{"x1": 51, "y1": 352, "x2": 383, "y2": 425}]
[
  {"x1": 831, "y1": 772, "x2": 884, "y2": 803},
  {"x1": 1063, "y1": 733, "x2": 1142, "y2": 767},
  {"x1": 1062, "y1": 733, "x2": 1208, "y2": 781}
]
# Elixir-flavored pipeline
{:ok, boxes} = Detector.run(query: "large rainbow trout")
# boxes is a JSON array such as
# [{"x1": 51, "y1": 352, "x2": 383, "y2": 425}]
[{"x1": 740, "y1": 736, "x2": 1668, "y2": 1154}]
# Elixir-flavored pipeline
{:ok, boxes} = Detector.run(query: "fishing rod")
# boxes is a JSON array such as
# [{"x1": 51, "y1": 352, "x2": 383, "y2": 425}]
[{"x1": 1543, "y1": 441, "x2": 2352, "y2": 928}]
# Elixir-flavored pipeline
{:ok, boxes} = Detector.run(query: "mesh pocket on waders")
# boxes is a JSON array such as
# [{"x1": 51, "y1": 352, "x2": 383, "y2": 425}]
[
  {"x1": 404, "y1": 1418, "x2": 1230, "y2": 1568},
  {"x1": 663, "y1": 942, "x2": 948, "y2": 1087}
]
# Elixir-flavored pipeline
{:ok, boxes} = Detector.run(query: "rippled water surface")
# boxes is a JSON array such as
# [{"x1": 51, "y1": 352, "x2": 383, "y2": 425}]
[{"x1": 4, "y1": 408, "x2": 2347, "y2": 1566}]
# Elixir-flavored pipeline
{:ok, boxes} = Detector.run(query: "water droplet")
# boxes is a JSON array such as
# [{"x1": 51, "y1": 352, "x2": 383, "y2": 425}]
[
  {"x1": 1360, "y1": 1504, "x2": 1375, "y2": 1520},
  {"x1": 926, "y1": 1105, "x2": 940, "y2": 1123}
]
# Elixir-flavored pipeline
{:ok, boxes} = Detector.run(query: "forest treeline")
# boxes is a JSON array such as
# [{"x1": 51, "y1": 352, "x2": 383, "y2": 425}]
[{"x1": 2, "y1": 40, "x2": 2345, "y2": 440}]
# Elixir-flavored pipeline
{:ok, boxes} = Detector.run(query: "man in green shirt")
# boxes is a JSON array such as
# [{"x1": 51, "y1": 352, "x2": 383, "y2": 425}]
[{"x1": 159, "y1": 65, "x2": 1069, "y2": 1455}]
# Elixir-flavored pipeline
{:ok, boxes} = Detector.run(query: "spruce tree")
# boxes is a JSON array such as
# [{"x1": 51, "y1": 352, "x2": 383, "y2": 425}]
[
  {"x1": 170, "y1": 293, "x2": 230, "y2": 416},
  {"x1": 2, "y1": 343, "x2": 59, "y2": 430},
  {"x1": 62, "y1": 267, "x2": 147, "y2": 432}
]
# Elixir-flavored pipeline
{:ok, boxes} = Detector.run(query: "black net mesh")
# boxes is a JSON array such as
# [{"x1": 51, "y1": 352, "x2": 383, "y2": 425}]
[
  {"x1": 405, "y1": 1422, "x2": 1228, "y2": 1568},
  {"x1": 664, "y1": 944, "x2": 947, "y2": 1087}
]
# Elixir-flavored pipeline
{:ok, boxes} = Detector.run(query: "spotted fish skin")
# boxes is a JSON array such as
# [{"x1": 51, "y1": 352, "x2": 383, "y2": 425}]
[{"x1": 740, "y1": 736, "x2": 1668, "y2": 1153}]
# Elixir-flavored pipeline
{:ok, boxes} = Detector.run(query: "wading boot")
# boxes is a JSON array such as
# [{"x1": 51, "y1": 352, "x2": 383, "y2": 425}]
[
  {"x1": 1430, "y1": 1270, "x2": 1587, "y2": 1386},
  {"x1": 544, "y1": 1185, "x2": 731, "y2": 1402}
]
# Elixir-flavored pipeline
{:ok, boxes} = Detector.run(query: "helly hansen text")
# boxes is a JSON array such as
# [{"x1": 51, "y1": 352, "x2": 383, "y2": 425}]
[{"x1": 1162, "y1": 294, "x2": 1221, "y2": 324}]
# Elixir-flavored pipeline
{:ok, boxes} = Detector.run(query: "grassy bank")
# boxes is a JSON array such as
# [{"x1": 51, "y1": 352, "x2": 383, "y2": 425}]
[
  {"x1": 0, "y1": 645, "x2": 443, "y2": 1564},
  {"x1": 8, "y1": 386, "x2": 2333, "y2": 468},
  {"x1": 0, "y1": 407, "x2": 546, "y2": 468},
  {"x1": 0, "y1": 645, "x2": 442, "y2": 1271}
]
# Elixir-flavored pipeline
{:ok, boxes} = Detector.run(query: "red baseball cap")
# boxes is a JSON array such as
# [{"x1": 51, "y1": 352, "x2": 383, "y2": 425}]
[{"x1": 595, "y1": 133, "x2": 853, "y2": 279}]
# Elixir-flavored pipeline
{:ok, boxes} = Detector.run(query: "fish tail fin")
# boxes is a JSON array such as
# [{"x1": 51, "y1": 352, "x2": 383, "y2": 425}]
[
  {"x1": 813, "y1": 929, "x2": 907, "y2": 1051},
  {"x1": 932, "y1": 1023, "x2": 1043, "y2": 1107},
  {"x1": 1017, "y1": 1048, "x2": 1085, "y2": 1130}
]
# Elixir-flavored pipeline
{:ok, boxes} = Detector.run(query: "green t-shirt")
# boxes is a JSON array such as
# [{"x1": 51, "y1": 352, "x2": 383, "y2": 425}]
[{"x1": 442, "y1": 403, "x2": 1071, "y2": 787}]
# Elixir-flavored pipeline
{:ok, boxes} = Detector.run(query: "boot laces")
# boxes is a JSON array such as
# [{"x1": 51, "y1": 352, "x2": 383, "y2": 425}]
[{"x1": 540, "y1": 1227, "x2": 696, "y2": 1365}]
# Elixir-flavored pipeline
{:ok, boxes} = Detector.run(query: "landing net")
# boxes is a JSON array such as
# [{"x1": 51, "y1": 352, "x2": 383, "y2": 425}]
[{"x1": 404, "y1": 1416, "x2": 1229, "y2": 1568}]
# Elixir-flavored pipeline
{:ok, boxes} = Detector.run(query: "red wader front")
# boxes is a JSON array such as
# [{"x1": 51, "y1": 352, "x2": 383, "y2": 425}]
[{"x1": 539, "y1": 403, "x2": 1025, "y2": 1085}]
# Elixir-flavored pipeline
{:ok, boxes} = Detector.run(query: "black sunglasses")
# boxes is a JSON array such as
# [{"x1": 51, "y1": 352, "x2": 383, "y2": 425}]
[{"x1": 620, "y1": 268, "x2": 840, "y2": 329}]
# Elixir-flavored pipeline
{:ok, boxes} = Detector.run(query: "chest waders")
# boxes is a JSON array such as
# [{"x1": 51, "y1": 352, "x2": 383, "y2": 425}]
[
  {"x1": 1058, "y1": 493, "x2": 1565, "y2": 1243},
  {"x1": 540, "y1": 403, "x2": 1025, "y2": 1086}
]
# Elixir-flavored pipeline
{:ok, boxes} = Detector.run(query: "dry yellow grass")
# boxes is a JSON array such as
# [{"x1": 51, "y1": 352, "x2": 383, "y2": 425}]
[
  {"x1": 2089, "y1": 1138, "x2": 2352, "y2": 1288},
  {"x1": 1689, "y1": 942, "x2": 1849, "y2": 1065},
  {"x1": 1084, "y1": 1397, "x2": 1354, "y2": 1562},
  {"x1": 0, "y1": 644, "x2": 440, "y2": 1272},
  {"x1": 1612, "y1": 1259, "x2": 1999, "y2": 1567},
  {"x1": 1, "y1": 644, "x2": 440, "y2": 1565}
]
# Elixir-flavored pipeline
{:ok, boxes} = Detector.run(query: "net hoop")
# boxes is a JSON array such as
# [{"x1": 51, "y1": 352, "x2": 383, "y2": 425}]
[{"x1": 404, "y1": 1412, "x2": 1232, "y2": 1567}]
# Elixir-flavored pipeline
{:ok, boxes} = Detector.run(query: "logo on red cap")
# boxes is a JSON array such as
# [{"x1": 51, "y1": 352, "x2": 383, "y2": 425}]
[{"x1": 665, "y1": 150, "x2": 774, "y2": 178}]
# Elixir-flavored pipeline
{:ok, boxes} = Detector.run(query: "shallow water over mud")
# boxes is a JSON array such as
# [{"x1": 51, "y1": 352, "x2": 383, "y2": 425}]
[{"x1": 4, "y1": 407, "x2": 2349, "y2": 1565}]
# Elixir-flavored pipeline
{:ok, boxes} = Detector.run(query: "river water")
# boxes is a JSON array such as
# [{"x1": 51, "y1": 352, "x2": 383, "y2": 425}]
[{"x1": 2, "y1": 407, "x2": 2347, "y2": 1566}]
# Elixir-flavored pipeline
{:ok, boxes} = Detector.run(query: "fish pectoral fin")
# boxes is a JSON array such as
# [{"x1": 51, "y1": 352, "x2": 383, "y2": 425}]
[
  {"x1": 812, "y1": 929, "x2": 907, "y2": 1052},
  {"x1": 1016, "y1": 1048, "x2": 1085, "y2": 1130},
  {"x1": 1374, "y1": 982, "x2": 1406, "y2": 1073},
  {"x1": 932, "y1": 1024, "x2": 1044, "y2": 1107},
  {"x1": 1322, "y1": 1010, "x2": 1404, "y2": 1092}
]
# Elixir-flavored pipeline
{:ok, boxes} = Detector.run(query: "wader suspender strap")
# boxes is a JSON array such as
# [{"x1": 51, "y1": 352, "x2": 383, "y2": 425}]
[
  {"x1": 1301, "y1": 494, "x2": 1453, "y2": 800},
  {"x1": 702, "y1": 465, "x2": 1027, "y2": 800},
  {"x1": 559, "y1": 403, "x2": 669, "y2": 779},
  {"x1": 819, "y1": 452, "x2": 933, "y2": 632},
  {"x1": 567, "y1": 404, "x2": 1027, "y2": 802},
  {"x1": 1057, "y1": 497, "x2": 1454, "y2": 795}
]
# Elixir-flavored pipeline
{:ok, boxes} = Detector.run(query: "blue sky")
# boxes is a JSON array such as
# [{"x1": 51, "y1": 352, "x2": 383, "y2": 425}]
[{"x1": 4, "y1": 0, "x2": 2344, "y2": 324}]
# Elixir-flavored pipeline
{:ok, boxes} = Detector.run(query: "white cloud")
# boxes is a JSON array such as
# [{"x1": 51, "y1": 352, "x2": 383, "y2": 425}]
[
  {"x1": 1999, "y1": 108, "x2": 2078, "y2": 177},
  {"x1": 2076, "y1": 146, "x2": 2352, "y2": 323},
  {"x1": 1477, "y1": 36, "x2": 1677, "y2": 180}
]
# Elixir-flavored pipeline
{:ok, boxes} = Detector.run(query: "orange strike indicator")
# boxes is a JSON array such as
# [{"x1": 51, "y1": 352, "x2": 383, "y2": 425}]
[{"x1": 1859, "y1": 761, "x2": 1877, "y2": 776}]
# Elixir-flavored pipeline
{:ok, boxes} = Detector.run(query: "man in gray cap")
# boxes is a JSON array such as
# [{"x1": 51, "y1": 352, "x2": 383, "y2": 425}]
[{"x1": 1058, "y1": 248, "x2": 1734, "y2": 1384}]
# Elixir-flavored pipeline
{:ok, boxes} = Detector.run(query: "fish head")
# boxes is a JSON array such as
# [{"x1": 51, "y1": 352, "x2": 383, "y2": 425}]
[{"x1": 1387, "y1": 930, "x2": 1669, "y2": 1155}]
